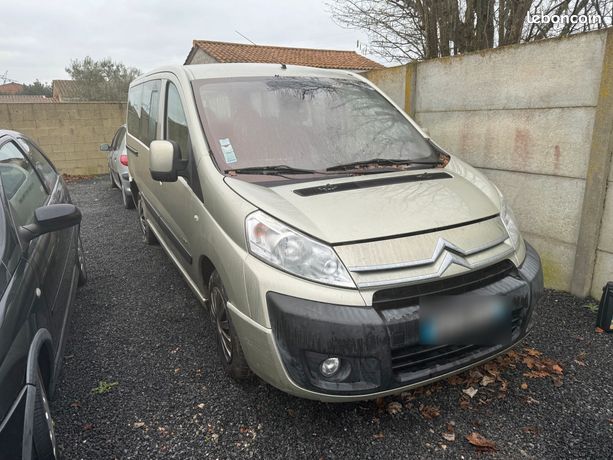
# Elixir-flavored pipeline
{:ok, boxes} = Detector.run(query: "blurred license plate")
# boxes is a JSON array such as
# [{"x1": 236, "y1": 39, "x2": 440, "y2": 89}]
[{"x1": 419, "y1": 295, "x2": 511, "y2": 345}]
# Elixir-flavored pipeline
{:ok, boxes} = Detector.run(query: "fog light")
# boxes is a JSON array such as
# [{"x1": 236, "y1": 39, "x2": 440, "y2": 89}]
[{"x1": 320, "y1": 357, "x2": 341, "y2": 377}]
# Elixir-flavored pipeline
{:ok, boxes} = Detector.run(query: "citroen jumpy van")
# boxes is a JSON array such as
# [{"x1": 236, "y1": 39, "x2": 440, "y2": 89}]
[{"x1": 126, "y1": 64, "x2": 543, "y2": 402}]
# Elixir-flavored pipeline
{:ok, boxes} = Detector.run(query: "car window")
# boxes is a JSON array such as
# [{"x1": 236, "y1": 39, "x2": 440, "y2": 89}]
[
  {"x1": 17, "y1": 138, "x2": 58, "y2": 191},
  {"x1": 127, "y1": 83, "x2": 143, "y2": 141},
  {"x1": 166, "y1": 82, "x2": 190, "y2": 161},
  {"x1": 111, "y1": 127, "x2": 125, "y2": 150},
  {"x1": 142, "y1": 80, "x2": 161, "y2": 146},
  {"x1": 0, "y1": 141, "x2": 48, "y2": 227}
]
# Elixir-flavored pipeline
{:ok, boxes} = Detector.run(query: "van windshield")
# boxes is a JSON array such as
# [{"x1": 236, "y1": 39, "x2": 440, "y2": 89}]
[{"x1": 193, "y1": 76, "x2": 437, "y2": 175}]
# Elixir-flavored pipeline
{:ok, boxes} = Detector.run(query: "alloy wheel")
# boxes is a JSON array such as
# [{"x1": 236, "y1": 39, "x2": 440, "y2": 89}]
[{"x1": 210, "y1": 286, "x2": 232, "y2": 363}]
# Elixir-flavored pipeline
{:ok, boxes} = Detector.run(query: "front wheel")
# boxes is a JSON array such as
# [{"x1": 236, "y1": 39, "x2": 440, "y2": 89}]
[
  {"x1": 208, "y1": 271, "x2": 252, "y2": 380},
  {"x1": 32, "y1": 369, "x2": 57, "y2": 459},
  {"x1": 137, "y1": 194, "x2": 157, "y2": 245}
]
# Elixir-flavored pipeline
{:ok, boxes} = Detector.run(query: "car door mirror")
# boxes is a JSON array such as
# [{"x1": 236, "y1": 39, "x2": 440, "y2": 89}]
[
  {"x1": 149, "y1": 140, "x2": 182, "y2": 182},
  {"x1": 19, "y1": 204, "x2": 82, "y2": 243},
  {"x1": 100, "y1": 143, "x2": 111, "y2": 152}
]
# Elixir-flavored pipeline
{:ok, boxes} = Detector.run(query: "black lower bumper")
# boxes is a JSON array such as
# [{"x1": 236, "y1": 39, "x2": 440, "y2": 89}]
[{"x1": 267, "y1": 243, "x2": 543, "y2": 396}]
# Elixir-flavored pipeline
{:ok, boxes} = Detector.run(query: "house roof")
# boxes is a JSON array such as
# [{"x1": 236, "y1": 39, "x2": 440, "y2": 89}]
[
  {"x1": 185, "y1": 40, "x2": 384, "y2": 71},
  {"x1": 0, "y1": 95, "x2": 58, "y2": 103},
  {"x1": 0, "y1": 82, "x2": 24, "y2": 95},
  {"x1": 52, "y1": 79, "x2": 83, "y2": 99}
]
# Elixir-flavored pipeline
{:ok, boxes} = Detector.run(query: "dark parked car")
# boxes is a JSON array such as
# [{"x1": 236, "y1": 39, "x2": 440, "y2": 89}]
[{"x1": 0, "y1": 130, "x2": 86, "y2": 459}]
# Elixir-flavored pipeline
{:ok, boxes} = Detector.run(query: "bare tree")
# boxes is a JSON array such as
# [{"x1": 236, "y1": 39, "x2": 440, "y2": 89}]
[{"x1": 328, "y1": 0, "x2": 613, "y2": 62}]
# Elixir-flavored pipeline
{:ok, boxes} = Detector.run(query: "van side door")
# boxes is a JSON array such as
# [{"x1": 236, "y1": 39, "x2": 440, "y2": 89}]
[{"x1": 150, "y1": 78, "x2": 204, "y2": 279}]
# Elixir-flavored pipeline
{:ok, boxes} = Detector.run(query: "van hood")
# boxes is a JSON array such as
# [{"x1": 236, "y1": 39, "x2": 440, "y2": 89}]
[{"x1": 224, "y1": 168, "x2": 499, "y2": 244}]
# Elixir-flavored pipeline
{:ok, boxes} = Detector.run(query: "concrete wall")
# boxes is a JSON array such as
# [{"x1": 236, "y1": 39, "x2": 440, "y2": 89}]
[
  {"x1": 366, "y1": 30, "x2": 613, "y2": 298},
  {"x1": 0, "y1": 102, "x2": 126, "y2": 175}
]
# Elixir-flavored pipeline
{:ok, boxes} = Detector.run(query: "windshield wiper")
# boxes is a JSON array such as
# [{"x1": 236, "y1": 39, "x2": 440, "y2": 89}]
[
  {"x1": 225, "y1": 165, "x2": 324, "y2": 176},
  {"x1": 326, "y1": 158, "x2": 442, "y2": 172}
]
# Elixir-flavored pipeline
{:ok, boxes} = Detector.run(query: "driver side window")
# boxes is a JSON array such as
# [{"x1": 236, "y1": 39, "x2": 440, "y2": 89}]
[{"x1": 165, "y1": 82, "x2": 190, "y2": 161}]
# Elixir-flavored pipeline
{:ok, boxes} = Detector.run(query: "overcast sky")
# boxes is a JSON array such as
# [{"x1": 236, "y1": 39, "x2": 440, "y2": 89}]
[{"x1": 0, "y1": 0, "x2": 383, "y2": 84}]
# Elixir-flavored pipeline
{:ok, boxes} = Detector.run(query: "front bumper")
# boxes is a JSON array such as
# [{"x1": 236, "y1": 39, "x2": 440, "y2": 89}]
[{"x1": 264, "y1": 243, "x2": 543, "y2": 398}]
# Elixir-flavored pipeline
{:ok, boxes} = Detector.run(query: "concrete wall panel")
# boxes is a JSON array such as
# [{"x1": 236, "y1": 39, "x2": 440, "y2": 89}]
[
  {"x1": 365, "y1": 65, "x2": 406, "y2": 109},
  {"x1": 416, "y1": 107, "x2": 595, "y2": 179},
  {"x1": 415, "y1": 31, "x2": 607, "y2": 112},
  {"x1": 480, "y1": 169, "x2": 585, "y2": 246},
  {"x1": 591, "y1": 250, "x2": 613, "y2": 299}
]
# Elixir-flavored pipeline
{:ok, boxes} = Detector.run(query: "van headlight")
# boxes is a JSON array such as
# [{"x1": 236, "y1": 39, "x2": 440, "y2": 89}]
[
  {"x1": 246, "y1": 211, "x2": 355, "y2": 288},
  {"x1": 496, "y1": 190, "x2": 521, "y2": 249}
]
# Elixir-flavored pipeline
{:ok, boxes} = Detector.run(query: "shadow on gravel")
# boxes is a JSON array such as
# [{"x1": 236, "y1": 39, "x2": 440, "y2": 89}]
[{"x1": 52, "y1": 177, "x2": 613, "y2": 459}]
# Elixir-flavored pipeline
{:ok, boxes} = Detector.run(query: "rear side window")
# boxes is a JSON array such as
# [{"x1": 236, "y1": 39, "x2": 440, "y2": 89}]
[
  {"x1": 166, "y1": 82, "x2": 190, "y2": 160},
  {"x1": 17, "y1": 138, "x2": 58, "y2": 192},
  {"x1": 127, "y1": 83, "x2": 143, "y2": 141},
  {"x1": 0, "y1": 141, "x2": 48, "y2": 227}
]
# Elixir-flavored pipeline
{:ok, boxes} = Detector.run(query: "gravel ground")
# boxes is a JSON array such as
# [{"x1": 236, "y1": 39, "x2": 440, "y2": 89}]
[{"x1": 53, "y1": 176, "x2": 612, "y2": 459}]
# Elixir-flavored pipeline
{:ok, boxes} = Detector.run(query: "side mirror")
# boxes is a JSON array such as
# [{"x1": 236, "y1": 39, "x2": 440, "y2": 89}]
[
  {"x1": 100, "y1": 143, "x2": 111, "y2": 152},
  {"x1": 19, "y1": 204, "x2": 82, "y2": 243},
  {"x1": 150, "y1": 140, "x2": 181, "y2": 182}
]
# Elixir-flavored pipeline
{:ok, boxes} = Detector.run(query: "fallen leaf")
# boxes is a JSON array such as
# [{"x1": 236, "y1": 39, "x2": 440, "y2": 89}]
[
  {"x1": 520, "y1": 382, "x2": 528, "y2": 390},
  {"x1": 459, "y1": 397, "x2": 471, "y2": 409},
  {"x1": 551, "y1": 364, "x2": 563, "y2": 374},
  {"x1": 521, "y1": 426, "x2": 539, "y2": 435},
  {"x1": 525, "y1": 396, "x2": 540, "y2": 405},
  {"x1": 70, "y1": 400, "x2": 81, "y2": 409},
  {"x1": 447, "y1": 374, "x2": 465, "y2": 386},
  {"x1": 375, "y1": 397, "x2": 386, "y2": 410},
  {"x1": 373, "y1": 432, "x2": 385, "y2": 440},
  {"x1": 480, "y1": 375, "x2": 496, "y2": 387},
  {"x1": 466, "y1": 432, "x2": 496, "y2": 451},
  {"x1": 134, "y1": 421, "x2": 145, "y2": 429},
  {"x1": 442, "y1": 432, "x2": 456, "y2": 442},
  {"x1": 524, "y1": 347, "x2": 542, "y2": 357},
  {"x1": 463, "y1": 387, "x2": 478, "y2": 398},
  {"x1": 419, "y1": 404, "x2": 440, "y2": 420},
  {"x1": 197, "y1": 403, "x2": 205, "y2": 410},
  {"x1": 287, "y1": 408, "x2": 296, "y2": 417},
  {"x1": 387, "y1": 401, "x2": 403, "y2": 415},
  {"x1": 523, "y1": 370, "x2": 549, "y2": 379},
  {"x1": 595, "y1": 327, "x2": 604, "y2": 333}
]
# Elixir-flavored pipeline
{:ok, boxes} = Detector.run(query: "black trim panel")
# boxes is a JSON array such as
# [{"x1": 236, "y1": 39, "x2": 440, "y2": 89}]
[
  {"x1": 293, "y1": 172, "x2": 452, "y2": 197},
  {"x1": 141, "y1": 196, "x2": 192, "y2": 265},
  {"x1": 334, "y1": 214, "x2": 500, "y2": 247}
]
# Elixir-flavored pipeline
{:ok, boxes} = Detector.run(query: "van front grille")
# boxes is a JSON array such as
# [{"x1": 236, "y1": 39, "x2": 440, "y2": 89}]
[{"x1": 372, "y1": 259, "x2": 516, "y2": 310}]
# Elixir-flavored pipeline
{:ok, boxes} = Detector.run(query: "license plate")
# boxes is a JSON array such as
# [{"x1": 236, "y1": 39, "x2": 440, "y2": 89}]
[{"x1": 419, "y1": 295, "x2": 511, "y2": 345}]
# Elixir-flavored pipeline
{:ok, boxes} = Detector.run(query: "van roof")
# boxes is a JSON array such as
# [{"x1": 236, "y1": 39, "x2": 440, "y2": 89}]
[{"x1": 132, "y1": 63, "x2": 361, "y2": 86}]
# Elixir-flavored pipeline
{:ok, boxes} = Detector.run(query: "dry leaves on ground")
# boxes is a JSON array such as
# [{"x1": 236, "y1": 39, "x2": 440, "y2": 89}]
[
  {"x1": 466, "y1": 432, "x2": 497, "y2": 451},
  {"x1": 419, "y1": 404, "x2": 441, "y2": 420},
  {"x1": 387, "y1": 401, "x2": 403, "y2": 415}
]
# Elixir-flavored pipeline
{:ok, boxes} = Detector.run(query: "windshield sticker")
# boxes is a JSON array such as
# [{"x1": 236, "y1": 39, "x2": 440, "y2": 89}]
[{"x1": 219, "y1": 138, "x2": 237, "y2": 164}]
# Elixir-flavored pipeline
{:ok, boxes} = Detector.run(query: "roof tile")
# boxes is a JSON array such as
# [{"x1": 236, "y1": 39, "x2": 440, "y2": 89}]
[{"x1": 187, "y1": 40, "x2": 383, "y2": 71}]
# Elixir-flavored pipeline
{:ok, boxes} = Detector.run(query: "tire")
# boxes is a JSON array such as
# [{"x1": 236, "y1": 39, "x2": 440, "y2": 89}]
[
  {"x1": 137, "y1": 193, "x2": 157, "y2": 245},
  {"x1": 122, "y1": 185, "x2": 135, "y2": 209},
  {"x1": 110, "y1": 170, "x2": 118, "y2": 188},
  {"x1": 32, "y1": 369, "x2": 57, "y2": 460},
  {"x1": 76, "y1": 232, "x2": 87, "y2": 287},
  {"x1": 208, "y1": 271, "x2": 252, "y2": 380}
]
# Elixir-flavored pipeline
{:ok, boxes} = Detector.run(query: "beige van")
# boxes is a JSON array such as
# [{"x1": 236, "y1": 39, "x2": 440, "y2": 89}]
[{"x1": 126, "y1": 63, "x2": 543, "y2": 402}]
